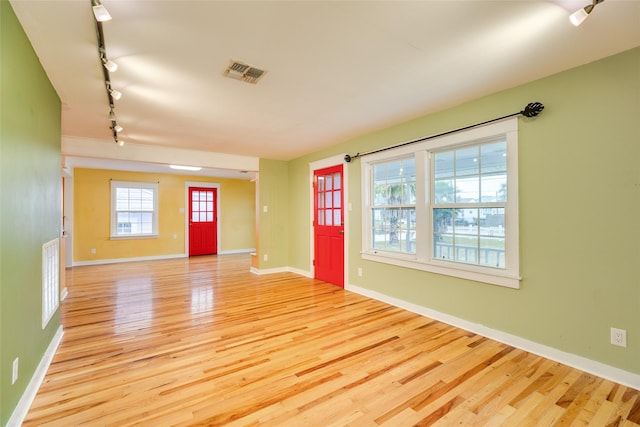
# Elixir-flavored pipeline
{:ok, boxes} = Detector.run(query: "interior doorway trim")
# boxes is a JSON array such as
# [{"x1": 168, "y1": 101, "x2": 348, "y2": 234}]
[
  {"x1": 185, "y1": 182, "x2": 220, "y2": 256},
  {"x1": 309, "y1": 154, "x2": 349, "y2": 286}
]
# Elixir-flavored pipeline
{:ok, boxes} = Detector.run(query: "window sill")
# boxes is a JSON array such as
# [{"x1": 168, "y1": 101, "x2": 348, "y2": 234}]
[
  {"x1": 361, "y1": 251, "x2": 520, "y2": 289},
  {"x1": 110, "y1": 234, "x2": 159, "y2": 240}
]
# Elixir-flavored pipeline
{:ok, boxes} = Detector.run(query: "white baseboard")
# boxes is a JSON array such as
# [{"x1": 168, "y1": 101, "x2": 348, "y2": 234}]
[
  {"x1": 218, "y1": 248, "x2": 255, "y2": 255},
  {"x1": 286, "y1": 267, "x2": 313, "y2": 278},
  {"x1": 7, "y1": 326, "x2": 64, "y2": 427},
  {"x1": 250, "y1": 266, "x2": 313, "y2": 278},
  {"x1": 72, "y1": 253, "x2": 187, "y2": 266},
  {"x1": 72, "y1": 251, "x2": 257, "y2": 267},
  {"x1": 346, "y1": 284, "x2": 640, "y2": 390},
  {"x1": 250, "y1": 266, "x2": 288, "y2": 275}
]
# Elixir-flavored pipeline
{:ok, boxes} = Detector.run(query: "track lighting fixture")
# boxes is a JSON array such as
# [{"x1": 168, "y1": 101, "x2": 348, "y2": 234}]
[
  {"x1": 93, "y1": 1, "x2": 124, "y2": 147},
  {"x1": 105, "y1": 81, "x2": 121, "y2": 100},
  {"x1": 109, "y1": 88, "x2": 122, "y2": 100},
  {"x1": 103, "y1": 58, "x2": 118, "y2": 72},
  {"x1": 99, "y1": 48, "x2": 118, "y2": 72},
  {"x1": 92, "y1": 0, "x2": 112, "y2": 22},
  {"x1": 570, "y1": 0, "x2": 604, "y2": 26}
]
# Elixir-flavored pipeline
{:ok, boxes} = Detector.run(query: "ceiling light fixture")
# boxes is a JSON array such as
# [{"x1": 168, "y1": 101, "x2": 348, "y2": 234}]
[
  {"x1": 103, "y1": 58, "x2": 118, "y2": 72},
  {"x1": 570, "y1": 0, "x2": 604, "y2": 26},
  {"x1": 99, "y1": 48, "x2": 118, "y2": 72},
  {"x1": 169, "y1": 165, "x2": 202, "y2": 171},
  {"x1": 109, "y1": 88, "x2": 122, "y2": 100},
  {"x1": 92, "y1": 1, "x2": 125, "y2": 147},
  {"x1": 92, "y1": 0, "x2": 112, "y2": 22}
]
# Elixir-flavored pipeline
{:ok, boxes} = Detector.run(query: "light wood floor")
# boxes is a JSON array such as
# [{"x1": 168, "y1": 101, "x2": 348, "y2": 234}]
[{"x1": 24, "y1": 254, "x2": 639, "y2": 426}]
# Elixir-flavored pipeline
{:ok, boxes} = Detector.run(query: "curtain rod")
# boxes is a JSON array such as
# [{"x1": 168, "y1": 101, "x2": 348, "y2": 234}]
[{"x1": 343, "y1": 102, "x2": 544, "y2": 163}]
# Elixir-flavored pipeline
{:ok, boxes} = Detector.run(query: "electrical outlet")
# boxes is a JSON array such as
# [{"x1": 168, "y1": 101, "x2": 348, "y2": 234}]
[
  {"x1": 357, "y1": 267, "x2": 363, "y2": 277},
  {"x1": 12, "y1": 358, "x2": 19, "y2": 384},
  {"x1": 263, "y1": 254, "x2": 268, "y2": 262},
  {"x1": 91, "y1": 248, "x2": 96, "y2": 254},
  {"x1": 610, "y1": 327, "x2": 627, "y2": 348}
]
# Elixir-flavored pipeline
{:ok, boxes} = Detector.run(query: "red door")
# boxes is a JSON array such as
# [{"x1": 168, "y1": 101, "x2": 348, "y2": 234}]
[
  {"x1": 314, "y1": 165, "x2": 344, "y2": 287},
  {"x1": 189, "y1": 187, "x2": 217, "y2": 256}
]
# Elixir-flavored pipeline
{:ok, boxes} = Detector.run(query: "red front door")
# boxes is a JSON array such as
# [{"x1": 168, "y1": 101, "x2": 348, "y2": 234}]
[
  {"x1": 189, "y1": 187, "x2": 217, "y2": 256},
  {"x1": 314, "y1": 165, "x2": 344, "y2": 287}
]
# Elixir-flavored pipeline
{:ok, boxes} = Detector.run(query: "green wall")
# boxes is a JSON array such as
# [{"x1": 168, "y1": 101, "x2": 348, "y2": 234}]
[
  {"x1": 283, "y1": 47, "x2": 640, "y2": 374},
  {"x1": 0, "y1": 0, "x2": 62, "y2": 424},
  {"x1": 257, "y1": 159, "x2": 290, "y2": 269}
]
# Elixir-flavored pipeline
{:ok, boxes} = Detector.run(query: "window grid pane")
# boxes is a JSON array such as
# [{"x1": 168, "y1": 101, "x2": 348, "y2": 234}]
[
  {"x1": 325, "y1": 209, "x2": 333, "y2": 226},
  {"x1": 431, "y1": 140, "x2": 507, "y2": 269},
  {"x1": 370, "y1": 156, "x2": 416, "y2": 254}
]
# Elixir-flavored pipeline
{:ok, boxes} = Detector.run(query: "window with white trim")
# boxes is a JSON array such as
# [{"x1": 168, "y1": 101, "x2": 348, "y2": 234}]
[
  {"x1": 110, "y1": 180, "x2": 158, "y2": 238},
  {"x1": 371, "y1": 157, "x2": 416, "y2": 254},
  {"x1": 362, "y1": 118, "x2": 520, "y2": 288}
]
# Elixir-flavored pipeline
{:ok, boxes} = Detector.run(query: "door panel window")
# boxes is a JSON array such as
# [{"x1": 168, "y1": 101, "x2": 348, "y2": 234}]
[
  {"x1": 316, "y1": 172, "x2": 342, "y2": 227},
  {"x1": 191, "y1": 190, "x2": 215, "y2": 223}
]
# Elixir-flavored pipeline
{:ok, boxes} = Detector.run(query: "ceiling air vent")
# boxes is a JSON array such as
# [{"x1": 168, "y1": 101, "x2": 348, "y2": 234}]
[{"x1": 223, "y1": 60, "x2": 267, "y2": 84}]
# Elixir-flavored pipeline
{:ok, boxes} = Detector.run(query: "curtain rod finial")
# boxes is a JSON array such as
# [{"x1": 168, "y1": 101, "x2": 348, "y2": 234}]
[{"x1": 522, "y1": 102, "x2": 544, "y2": 117}]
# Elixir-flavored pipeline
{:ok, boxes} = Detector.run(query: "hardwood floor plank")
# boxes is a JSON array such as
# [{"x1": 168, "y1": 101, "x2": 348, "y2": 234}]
[{"x1": 22, "y1": 254, "x2": 639, "y2": 426}]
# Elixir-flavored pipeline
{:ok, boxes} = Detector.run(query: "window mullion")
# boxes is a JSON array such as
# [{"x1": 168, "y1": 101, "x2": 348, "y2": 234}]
[{"x1": 416, "y1": 150, "x2": 428, "y2": 260}]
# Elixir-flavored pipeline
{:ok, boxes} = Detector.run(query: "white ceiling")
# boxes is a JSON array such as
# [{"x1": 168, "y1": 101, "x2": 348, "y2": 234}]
[{"x1": 9, "y1": 0, "x2": 640, "y2": 171}]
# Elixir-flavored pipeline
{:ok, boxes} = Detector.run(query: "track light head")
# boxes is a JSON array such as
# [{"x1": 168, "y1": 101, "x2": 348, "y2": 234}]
[
  {"x1": 108, "y1": 110, "x2": 116, "y2": 121},
  {"x1": 103, "y1": 59, "x2": 118, "y2": 72},
  {"x1": 117, "y1": 140, "x2": 124, "y2": 146},
  {"x1": 109, "y1": 88, "x2": 122, "y2": 100},
  {"x1": 570, "y1": 0, "x2": 604, "y2": 26},
  {"x1": 113, "y1": 124, "x2": 123, "y2": 133},
  {"x1": 92, "y1": 1, "x2": 112, "y2": 22}
]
